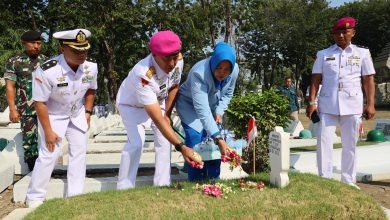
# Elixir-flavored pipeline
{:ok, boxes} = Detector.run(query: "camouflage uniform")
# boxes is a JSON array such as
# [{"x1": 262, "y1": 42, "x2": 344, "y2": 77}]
[{"x1": 4, "y1": 52, "x2": 47, "y2": 169}]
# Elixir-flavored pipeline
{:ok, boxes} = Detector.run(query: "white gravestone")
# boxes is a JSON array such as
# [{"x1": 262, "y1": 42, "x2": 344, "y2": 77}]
[
  {"x1": 286, "y1": 120, "x2": 304, "y2": 137},
  {"x1": 375, "y1": 119, "x2": 390, "y2": 140},
  {"x1": 269, "y1": 126, "x2": 290, "y2": 188}
]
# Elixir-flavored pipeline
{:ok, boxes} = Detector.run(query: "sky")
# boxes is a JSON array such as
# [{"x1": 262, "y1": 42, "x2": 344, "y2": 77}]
[{"x1": 329, "y1": 0, "x2": 357, "y2": 7}]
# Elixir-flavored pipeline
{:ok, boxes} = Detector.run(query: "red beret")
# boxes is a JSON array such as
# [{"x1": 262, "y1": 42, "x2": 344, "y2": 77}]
[
  {"x1": 332, "y1": 17, "x2": 356, "y2": 33},
  {"x1": 149, "y1": 31, "x2": 181, "y2": 56}
]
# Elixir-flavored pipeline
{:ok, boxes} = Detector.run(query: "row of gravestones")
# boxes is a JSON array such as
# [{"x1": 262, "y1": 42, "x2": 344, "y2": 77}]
[{"x1": 0, "y1": 107, "x2": 121, "y2": 193}]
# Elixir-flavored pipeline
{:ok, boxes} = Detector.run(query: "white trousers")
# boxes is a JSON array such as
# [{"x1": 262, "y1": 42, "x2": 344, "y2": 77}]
[
  {"x1": 117, "y1": 105, "x2": 171, "y2": 190},
  {"x1": 317, "y1": 113, "x2": 361, "y2": 183},
  {"x1": 26, "y1": 120, "x2": 87, "y2": 202}
]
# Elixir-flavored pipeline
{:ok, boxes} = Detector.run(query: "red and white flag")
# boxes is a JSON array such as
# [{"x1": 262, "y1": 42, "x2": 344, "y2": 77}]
[{"x1": 247, "y1": 116, "x2": 257, "y2": 145}]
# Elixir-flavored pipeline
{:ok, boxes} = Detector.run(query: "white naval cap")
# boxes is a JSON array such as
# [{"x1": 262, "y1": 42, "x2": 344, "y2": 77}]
[{"x1": 53, "y1": 29, "x2": 91, "y2": 50}]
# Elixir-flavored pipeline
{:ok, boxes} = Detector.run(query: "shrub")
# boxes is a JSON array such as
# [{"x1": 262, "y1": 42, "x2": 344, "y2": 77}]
[{"x1": 226, "y1": 89, "x2": 290, "y2": 173}]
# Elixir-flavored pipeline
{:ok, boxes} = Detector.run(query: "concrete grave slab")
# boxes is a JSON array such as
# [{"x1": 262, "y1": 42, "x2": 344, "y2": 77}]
[
  {"x1": 2, "y1": 208, "x2": 36, "y2": 220},
  {"x1": 286, "y1": 120, "x2": 304, "y2": 137},
  {"x1": 375, "y1": 119, "x2": 390, "y2": 140},
  {"x1": 0, "y1": 154, "x2": 14, "y2": 193},
  {"x1": 0, "y1": 107, "x2": 10, "y2": 126},
  {"x1": 13, "y1": 169, "x2": 187, "y2": 202},
  {"x1": 290, "y1": 135, "x2": 341, "y2": 148},
  {"x1": 220, "y1": 163, "x2": 249, "y2": 180},
  {"x1": 0, "y1": 132, "x2": 29, "y2": 175}
]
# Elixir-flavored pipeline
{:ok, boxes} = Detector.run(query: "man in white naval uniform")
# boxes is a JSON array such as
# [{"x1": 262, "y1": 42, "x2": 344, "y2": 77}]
[
  {"x1": 116, "y1": 31, "x2": 202, "y2": 189},
  {"x1": 26, "y1": 29, "x2": 98, "y2": 207},
  {"x1": 307, "y1": 17, "x2": 375, "y2": 189}
]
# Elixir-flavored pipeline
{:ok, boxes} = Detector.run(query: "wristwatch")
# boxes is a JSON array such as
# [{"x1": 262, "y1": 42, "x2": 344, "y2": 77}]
[
  {"x1": 174, "y1": 142, "x2": 185, "y2": 152},
  {"x1": 308, "y1": 102, "x2": 317, "y2": 106},
  {"x1": 213, "y1": 136, "x2": 223, "y2": 145},
  {"x1": 85, "y1": 110, "x2": 93, "y2": 115}
]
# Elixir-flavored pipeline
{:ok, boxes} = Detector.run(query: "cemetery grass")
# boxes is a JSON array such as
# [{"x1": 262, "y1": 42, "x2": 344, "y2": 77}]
[
  {"x1": 290, "y1": 140, "x2": 378, "y2": 152},
  {"x1": 25, "y1": 173, "x2": 386, "y2": 220}
]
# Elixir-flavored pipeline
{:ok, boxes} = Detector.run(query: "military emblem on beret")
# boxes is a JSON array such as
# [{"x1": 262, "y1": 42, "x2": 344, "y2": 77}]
[
  {"x1": 146, "y1": 66, "x2": 156, "y2": 79},
  {"x1": 345, "y1": 22, "x2": 350, "y2": 28}
]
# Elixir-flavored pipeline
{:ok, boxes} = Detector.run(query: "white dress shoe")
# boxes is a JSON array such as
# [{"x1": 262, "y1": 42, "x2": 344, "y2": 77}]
[
  {"x1": 26, "y1": 200, "x2": 44, "y2": 208},
  {"x1": 347, "y1": 183, "x2": 360, "y2": 190}
]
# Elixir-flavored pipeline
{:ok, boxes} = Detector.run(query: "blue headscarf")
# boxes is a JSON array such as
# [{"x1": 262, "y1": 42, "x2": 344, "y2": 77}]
[{"x1": 209, "y1": 42, "x2": 236, "y2": 89}]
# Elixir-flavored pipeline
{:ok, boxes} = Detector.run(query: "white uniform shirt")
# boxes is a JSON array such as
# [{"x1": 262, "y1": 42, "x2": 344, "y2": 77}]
[
  {"x1": 116, "y1": 54, "x2": 183, "y2": 108},
  {"x1": 33, "y1": 54, "x2": 98, "y2": 131},
  {"x1": 312, "y1": 44, "x2": 375, "y2": 115}
]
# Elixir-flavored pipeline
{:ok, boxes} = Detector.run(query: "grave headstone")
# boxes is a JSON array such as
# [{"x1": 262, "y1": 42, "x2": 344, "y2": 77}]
[
  {"x1": 286, "y1": 120, "x2": 304, "y2": 137},
  {"x1": 269, "y1": 126, "x2": 290, "y2": 188},
  {"x1": 374, "y1": 119, "x2": 390, "y2": 140}
]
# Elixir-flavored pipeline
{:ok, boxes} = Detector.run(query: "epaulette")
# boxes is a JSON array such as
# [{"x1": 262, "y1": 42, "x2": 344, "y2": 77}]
[
  {"x1": 86, "y1": 57, "x2": 96, "y2": 62},
  {"x1": 41, "y1": 60, "x2": 58, "y2": 71},
  {"x1": 178, "y1": 53, "x2": 183, "y2": 60},
  {"x1": 146, "y1": 66, "x2": 156, "y2": 79},
  {"x1": 356, "y1": 45, "x2": 369, "y2": 49}
]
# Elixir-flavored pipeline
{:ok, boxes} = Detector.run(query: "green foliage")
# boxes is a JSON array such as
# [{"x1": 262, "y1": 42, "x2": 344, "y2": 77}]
[
  {"x1": 1, "y1": 0, "x2": 389, "y2": 101},
  {"x1": 226, "y1": 89, "x2": 290, "y2": 172},
  {"x1": 0, "y1": 84, "x2": 7, "y2": 112}
]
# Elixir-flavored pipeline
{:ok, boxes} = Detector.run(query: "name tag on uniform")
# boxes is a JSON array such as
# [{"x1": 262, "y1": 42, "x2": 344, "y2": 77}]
[
  {"x1": 57, "y1": 83, "x2": 68, "y2": 87},
  {"x1": 159, "y1": 84, "x2": 167, "y2": 90},
  {"x1": 325, "y1": 56, "x2": 335, "y2": 61}
]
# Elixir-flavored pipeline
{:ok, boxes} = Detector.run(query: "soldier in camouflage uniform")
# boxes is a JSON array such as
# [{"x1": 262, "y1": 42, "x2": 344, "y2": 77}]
[{"x1": 4, "y1": 31, "x2": 47, "y2": 171}]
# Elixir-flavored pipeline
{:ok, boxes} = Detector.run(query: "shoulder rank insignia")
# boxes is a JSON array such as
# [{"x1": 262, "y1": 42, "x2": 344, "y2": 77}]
[
  {"x1": 146, "y1": 66, "x2": 156, "y2": 79},
  {"x1": 178, "y1": 53, "x2": 183, "y2": 60},
  {"x1": 86, "y1": 57, "x2": 96, "y2": 62},
  {"x1": 356, "y1": 45, "x2": 368, "y2": 49},
  {"x1": 41, "y1": 60, "x2": 58, "y2": 71}
]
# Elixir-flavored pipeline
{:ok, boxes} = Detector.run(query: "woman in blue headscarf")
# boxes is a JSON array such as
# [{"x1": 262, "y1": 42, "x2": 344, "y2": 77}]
[{"x1": 176, "y1": 42, "x2": 239, "y2": 181}]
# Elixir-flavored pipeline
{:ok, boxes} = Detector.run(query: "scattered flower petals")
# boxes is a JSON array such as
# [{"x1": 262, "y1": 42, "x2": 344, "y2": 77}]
[{"x1": 221, "y1": 149, "x2": 242, "y2": 171}]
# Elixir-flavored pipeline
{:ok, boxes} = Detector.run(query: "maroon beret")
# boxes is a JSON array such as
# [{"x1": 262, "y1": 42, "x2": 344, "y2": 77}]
[{"x1": 332, "y1": 17, "x2": 356, "y2": 33}]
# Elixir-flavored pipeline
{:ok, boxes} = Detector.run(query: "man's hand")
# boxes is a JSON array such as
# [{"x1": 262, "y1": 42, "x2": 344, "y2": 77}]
[
  {"x1": 86, "y1": 113, "x2": 91, "y2": 129},
  {"x1": 180, "y1": 145, "x2": 202, "y2": 163},
  {"x1": 363, "y1": 104, "x2": 375, "y2": 120},
  {"x1": 9, "y1": 109, "x2": 20, "y2": 123},
  {"x1": 215, "y1": 113, "x2": 222, "y2": 124},
  {"x1": 45, "y1": 130, "x2": 61, "y2": 152},
  {"x1": 306, "y1": 105, "x2": 318, "y2": 119}
]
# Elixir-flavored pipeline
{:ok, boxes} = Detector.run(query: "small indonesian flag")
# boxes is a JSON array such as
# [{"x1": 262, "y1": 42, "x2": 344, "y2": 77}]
[{"x1": 247, "y1": 116, "x2": 257, "y2": 145}]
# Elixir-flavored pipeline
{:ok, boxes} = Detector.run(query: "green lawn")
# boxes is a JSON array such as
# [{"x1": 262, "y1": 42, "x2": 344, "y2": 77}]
[
  {"x1": 291, "y1": 141, "x2": 379, "y2": 153},
  {"x1": 25, "y1": 173, "x2": 386, "y2": 220}
]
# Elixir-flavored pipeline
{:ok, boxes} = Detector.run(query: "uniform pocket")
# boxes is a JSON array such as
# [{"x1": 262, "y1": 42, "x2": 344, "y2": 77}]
[{"x1": 348, "y1": 88, "x2": 362, "y2": 97}]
